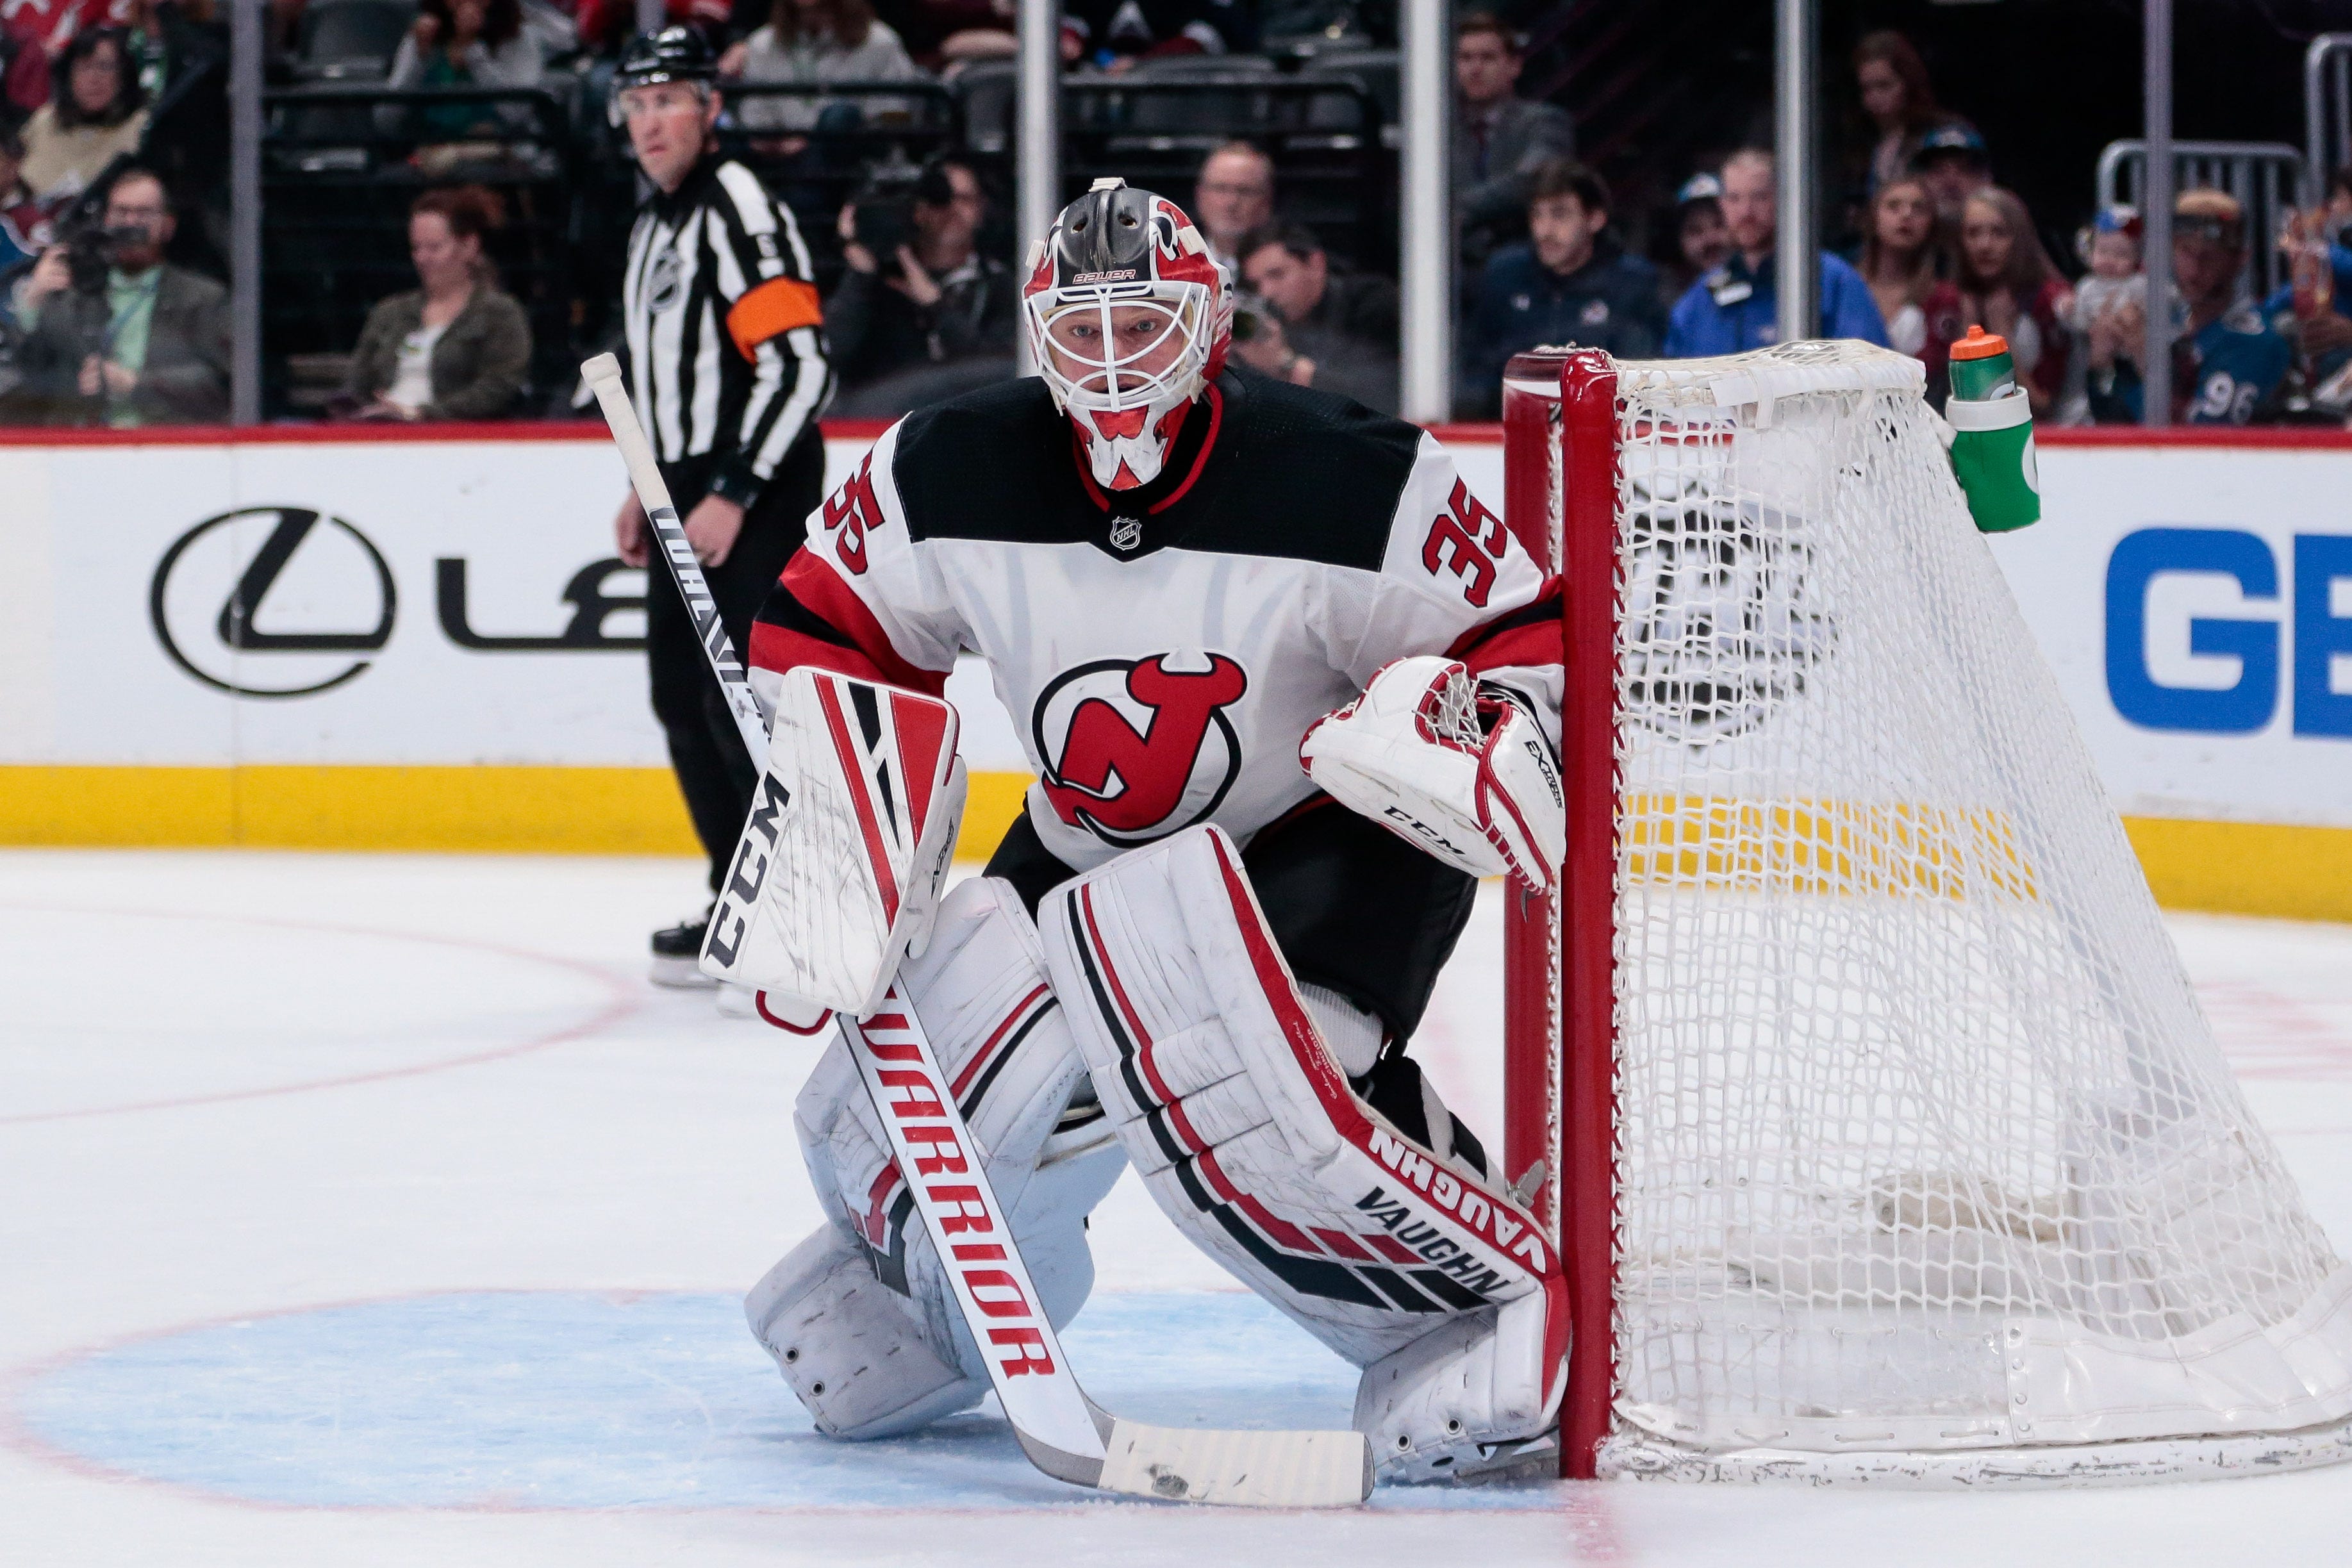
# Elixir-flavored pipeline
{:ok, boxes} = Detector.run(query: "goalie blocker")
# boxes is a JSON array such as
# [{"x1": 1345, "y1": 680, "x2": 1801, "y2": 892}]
[
  {"x1": 1039, "y1": 825, "x2": 1568, "y2": 1480},
  {"x1": 700, "y1": 666, "x2": 966, "y2": 1017}
]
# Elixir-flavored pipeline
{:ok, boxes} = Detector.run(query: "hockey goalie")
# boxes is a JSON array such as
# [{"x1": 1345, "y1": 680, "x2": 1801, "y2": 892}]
[{"x1": 720, "y1": 179, "x2": 1568, "y2": 1483}]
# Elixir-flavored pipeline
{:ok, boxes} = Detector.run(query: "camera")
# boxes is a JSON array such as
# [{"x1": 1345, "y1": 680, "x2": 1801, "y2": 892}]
[
  {"x1": 51, "y1": 213, "x2": 146, "y2": 295},
  {"x1": 847, "y1": 154, "x2": 954, "y2": 278},
  {"x1": 1232, "y1": 290, "x2": 1277, "y2": 344},
  {"x1": 35, "y1": 151, "x2": 159, "y2": 297},
  {"x1": 49, "y1": 161, "x2": 150, "y2": 297}
]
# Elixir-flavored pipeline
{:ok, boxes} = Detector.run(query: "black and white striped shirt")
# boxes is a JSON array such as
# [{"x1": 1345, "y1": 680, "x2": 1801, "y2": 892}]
[{"x1": 622, "y1": 155, "x2": 833, "y2": 506}]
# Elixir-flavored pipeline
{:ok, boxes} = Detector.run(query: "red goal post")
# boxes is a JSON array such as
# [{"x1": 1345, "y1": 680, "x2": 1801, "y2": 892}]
[
  {"x1": 1497, "y1": 343, "x2": 2352, "y2": 1487},
  {"x1": 1500, "y1": 347, "x2": 1618, "y2": 1480}
]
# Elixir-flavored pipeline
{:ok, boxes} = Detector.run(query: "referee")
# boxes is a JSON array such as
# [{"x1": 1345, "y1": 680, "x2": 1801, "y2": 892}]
[{"x1": 609, "y1": 26, "x2": 835, "y2": 990}]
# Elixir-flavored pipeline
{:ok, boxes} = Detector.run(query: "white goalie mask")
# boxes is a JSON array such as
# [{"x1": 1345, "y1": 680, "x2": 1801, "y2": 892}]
[{"x1": 1022, "y1": 179, "x2": 1234, "y2": 491}]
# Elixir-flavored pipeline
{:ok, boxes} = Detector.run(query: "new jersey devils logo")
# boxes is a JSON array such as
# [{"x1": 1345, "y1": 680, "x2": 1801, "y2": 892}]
[{"x1": 1033, "y1": 652, "x2": 1248, "y2": 845}]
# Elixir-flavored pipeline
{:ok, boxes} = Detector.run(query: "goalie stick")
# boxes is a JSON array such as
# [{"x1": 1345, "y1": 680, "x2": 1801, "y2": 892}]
[{"x1": 580, "y1": 354, "x2": 1373, "y2": 1508}]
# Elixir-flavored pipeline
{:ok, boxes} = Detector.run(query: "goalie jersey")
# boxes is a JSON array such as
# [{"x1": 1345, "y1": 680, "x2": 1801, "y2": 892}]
[{"x1": 749, "y1": 368, "x2": 1561, "y2": 873}]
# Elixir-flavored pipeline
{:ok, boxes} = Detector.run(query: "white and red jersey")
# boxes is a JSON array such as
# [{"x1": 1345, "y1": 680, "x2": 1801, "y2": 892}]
[{"x1": 750, "y1": 370, "x2": 1561, "y2": 874}]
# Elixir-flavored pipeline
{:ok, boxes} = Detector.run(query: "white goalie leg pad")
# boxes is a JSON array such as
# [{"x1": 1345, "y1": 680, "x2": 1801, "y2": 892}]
[
  {"x1": 701, "y1": 667, "x2": 966, "y2": 1017},
  {"x1": 745, "y1": 1226, "x2": 986, "y2": 1439},
  {"x1": 759, "y1": 875, "x2": 1127, "y2": 1419},
  {"x1": 1300, "y1": 656, "x2": 1564, "y2": 891},
  {"x1": 1036, "y1": 825, "x2": 1566, "y2": 1477}
]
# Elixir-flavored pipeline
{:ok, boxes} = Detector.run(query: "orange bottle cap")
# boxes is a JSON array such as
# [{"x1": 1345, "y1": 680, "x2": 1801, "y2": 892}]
[{"x1": 1951, "y1": 324, "x2": 2010, "y2": 360}]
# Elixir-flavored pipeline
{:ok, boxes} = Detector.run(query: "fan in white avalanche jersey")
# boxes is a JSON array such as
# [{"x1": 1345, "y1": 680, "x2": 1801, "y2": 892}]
[{"x1": 738, "y1": 179, "x2": 1569, "y2": 1483}]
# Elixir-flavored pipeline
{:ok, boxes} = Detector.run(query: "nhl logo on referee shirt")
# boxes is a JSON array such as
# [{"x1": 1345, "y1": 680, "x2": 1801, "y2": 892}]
[
  {"x1": 646, "y1": 245, "x2": 685, "y2": 313},
  {"x1": 1108, "y1": 516, "x2": 1142, "y2": 552}
]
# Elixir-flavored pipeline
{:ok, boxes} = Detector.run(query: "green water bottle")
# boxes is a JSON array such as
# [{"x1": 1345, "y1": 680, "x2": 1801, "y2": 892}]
[{"x1": 1944, "y1": 324, "x2": 2041, "y2": 533}]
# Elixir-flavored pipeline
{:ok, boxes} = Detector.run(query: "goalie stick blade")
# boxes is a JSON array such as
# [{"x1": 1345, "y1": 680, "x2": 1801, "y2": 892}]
[
  {"x1": 1008, "y1": 1427, "x2": 1107, "y2": 1492},
  {"x1": 1098, "y1": 1421, "x2": 1374, "y2": 1508}
]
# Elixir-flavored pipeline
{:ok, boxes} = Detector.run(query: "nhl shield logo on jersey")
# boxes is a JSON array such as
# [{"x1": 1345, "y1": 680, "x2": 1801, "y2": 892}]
[
  {"x1": 1033, "y1": 652, "x2": 1248, "y2": 845},
  {"x1": 645, "y1": 244, "x2": 685, "y2": 314}
]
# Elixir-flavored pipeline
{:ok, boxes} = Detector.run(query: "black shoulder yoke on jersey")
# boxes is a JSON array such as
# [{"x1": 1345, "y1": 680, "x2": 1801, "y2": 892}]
[{"x1": 888, "y1": 367, "x2": 1425, "y2": 572}]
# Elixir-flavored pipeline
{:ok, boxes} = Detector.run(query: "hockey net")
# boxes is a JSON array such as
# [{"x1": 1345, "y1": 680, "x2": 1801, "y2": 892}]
[{"x1": 1498, "y1": 342, "x2": 2352, "y2": 1485}]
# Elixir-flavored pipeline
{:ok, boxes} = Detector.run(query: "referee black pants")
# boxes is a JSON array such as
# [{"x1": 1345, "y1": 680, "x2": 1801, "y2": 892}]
[{"x1": 646, "y1": 434, "x2": 826, "y2": 897}]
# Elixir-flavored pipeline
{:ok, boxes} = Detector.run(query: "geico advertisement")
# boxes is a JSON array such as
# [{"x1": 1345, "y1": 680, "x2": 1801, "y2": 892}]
[{"x1": 1993, "y1": 443, "x2": 2352, "y2": 830}]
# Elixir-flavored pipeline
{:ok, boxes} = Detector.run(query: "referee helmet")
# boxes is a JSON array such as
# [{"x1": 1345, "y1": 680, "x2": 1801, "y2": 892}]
[{"x1": 609, "y1": 26, "x2": 720, "y2": 126}]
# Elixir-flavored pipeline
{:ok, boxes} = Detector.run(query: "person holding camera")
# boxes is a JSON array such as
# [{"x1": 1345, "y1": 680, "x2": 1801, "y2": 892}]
[
  {"x1": 9, "y1": 166, "x2": 228, "y2": 427},
  {"x1": 608, "y1": 27, "x2": 835, "y2": 989},
  {"x1": 1232, "y1": 220, "x2": 1399, "y2": 413},
  {"x1": 824, "y1": 153, "x2": 1015, "y2": 411}
]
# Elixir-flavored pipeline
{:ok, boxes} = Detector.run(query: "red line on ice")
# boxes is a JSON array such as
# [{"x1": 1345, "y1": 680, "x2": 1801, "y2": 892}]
[{"x1": 0, "y1": 902, "x2": 642, "y2": 1125}]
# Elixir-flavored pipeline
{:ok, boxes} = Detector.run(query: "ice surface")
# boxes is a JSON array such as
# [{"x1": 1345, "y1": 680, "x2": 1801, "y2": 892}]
[{"x1": 5, "y1": 850, "x2": 2352, "y2": 1566}]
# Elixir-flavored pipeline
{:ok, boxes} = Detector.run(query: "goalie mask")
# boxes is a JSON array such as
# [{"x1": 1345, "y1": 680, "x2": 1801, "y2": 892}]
[{"x1": 1023, "y1": 178, "x2": 1233, "y2": 491}]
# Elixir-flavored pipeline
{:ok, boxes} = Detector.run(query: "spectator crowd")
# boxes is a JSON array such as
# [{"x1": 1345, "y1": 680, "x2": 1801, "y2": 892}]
[
  {"x1": 3, "y1": 6, "x2": 2349, "y2": 428},
  {"x1": 1451, "y1": 24, "x2": 2352, "y2": 428}
]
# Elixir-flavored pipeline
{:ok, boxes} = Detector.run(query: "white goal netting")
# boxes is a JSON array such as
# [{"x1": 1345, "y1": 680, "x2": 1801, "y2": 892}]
[{"x1": 1556, "y1": 342, "x2": 2352, "y2": 1481}]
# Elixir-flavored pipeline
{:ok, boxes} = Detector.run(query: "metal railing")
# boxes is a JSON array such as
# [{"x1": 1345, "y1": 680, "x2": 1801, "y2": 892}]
[
  {"x1": 708, "y1": 78, "x2": 962, "y2": 147},
  {"x1": 691, "y1": 79, "x2": 966, "y2": 260},
  {"x1": 2096, "y1": 138, "x2": 2305, "y2": 299},
  {"x1": 264, "y1": 83, "x2": 577, "y2": 175},
  {"x1": 2308, "y1": 34, "x2": 2352, "y2": 204}
]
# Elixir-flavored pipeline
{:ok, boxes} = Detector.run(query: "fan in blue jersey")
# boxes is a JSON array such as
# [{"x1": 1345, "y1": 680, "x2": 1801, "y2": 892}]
[{"x1": 2089, "y1": 189, "x2": 2290, "y2": 426}]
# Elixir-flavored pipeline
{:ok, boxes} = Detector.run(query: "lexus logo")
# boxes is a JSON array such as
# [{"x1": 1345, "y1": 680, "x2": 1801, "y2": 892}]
[{"x1": 149, "y1": 508, "x2": 397, "y2": 698}]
